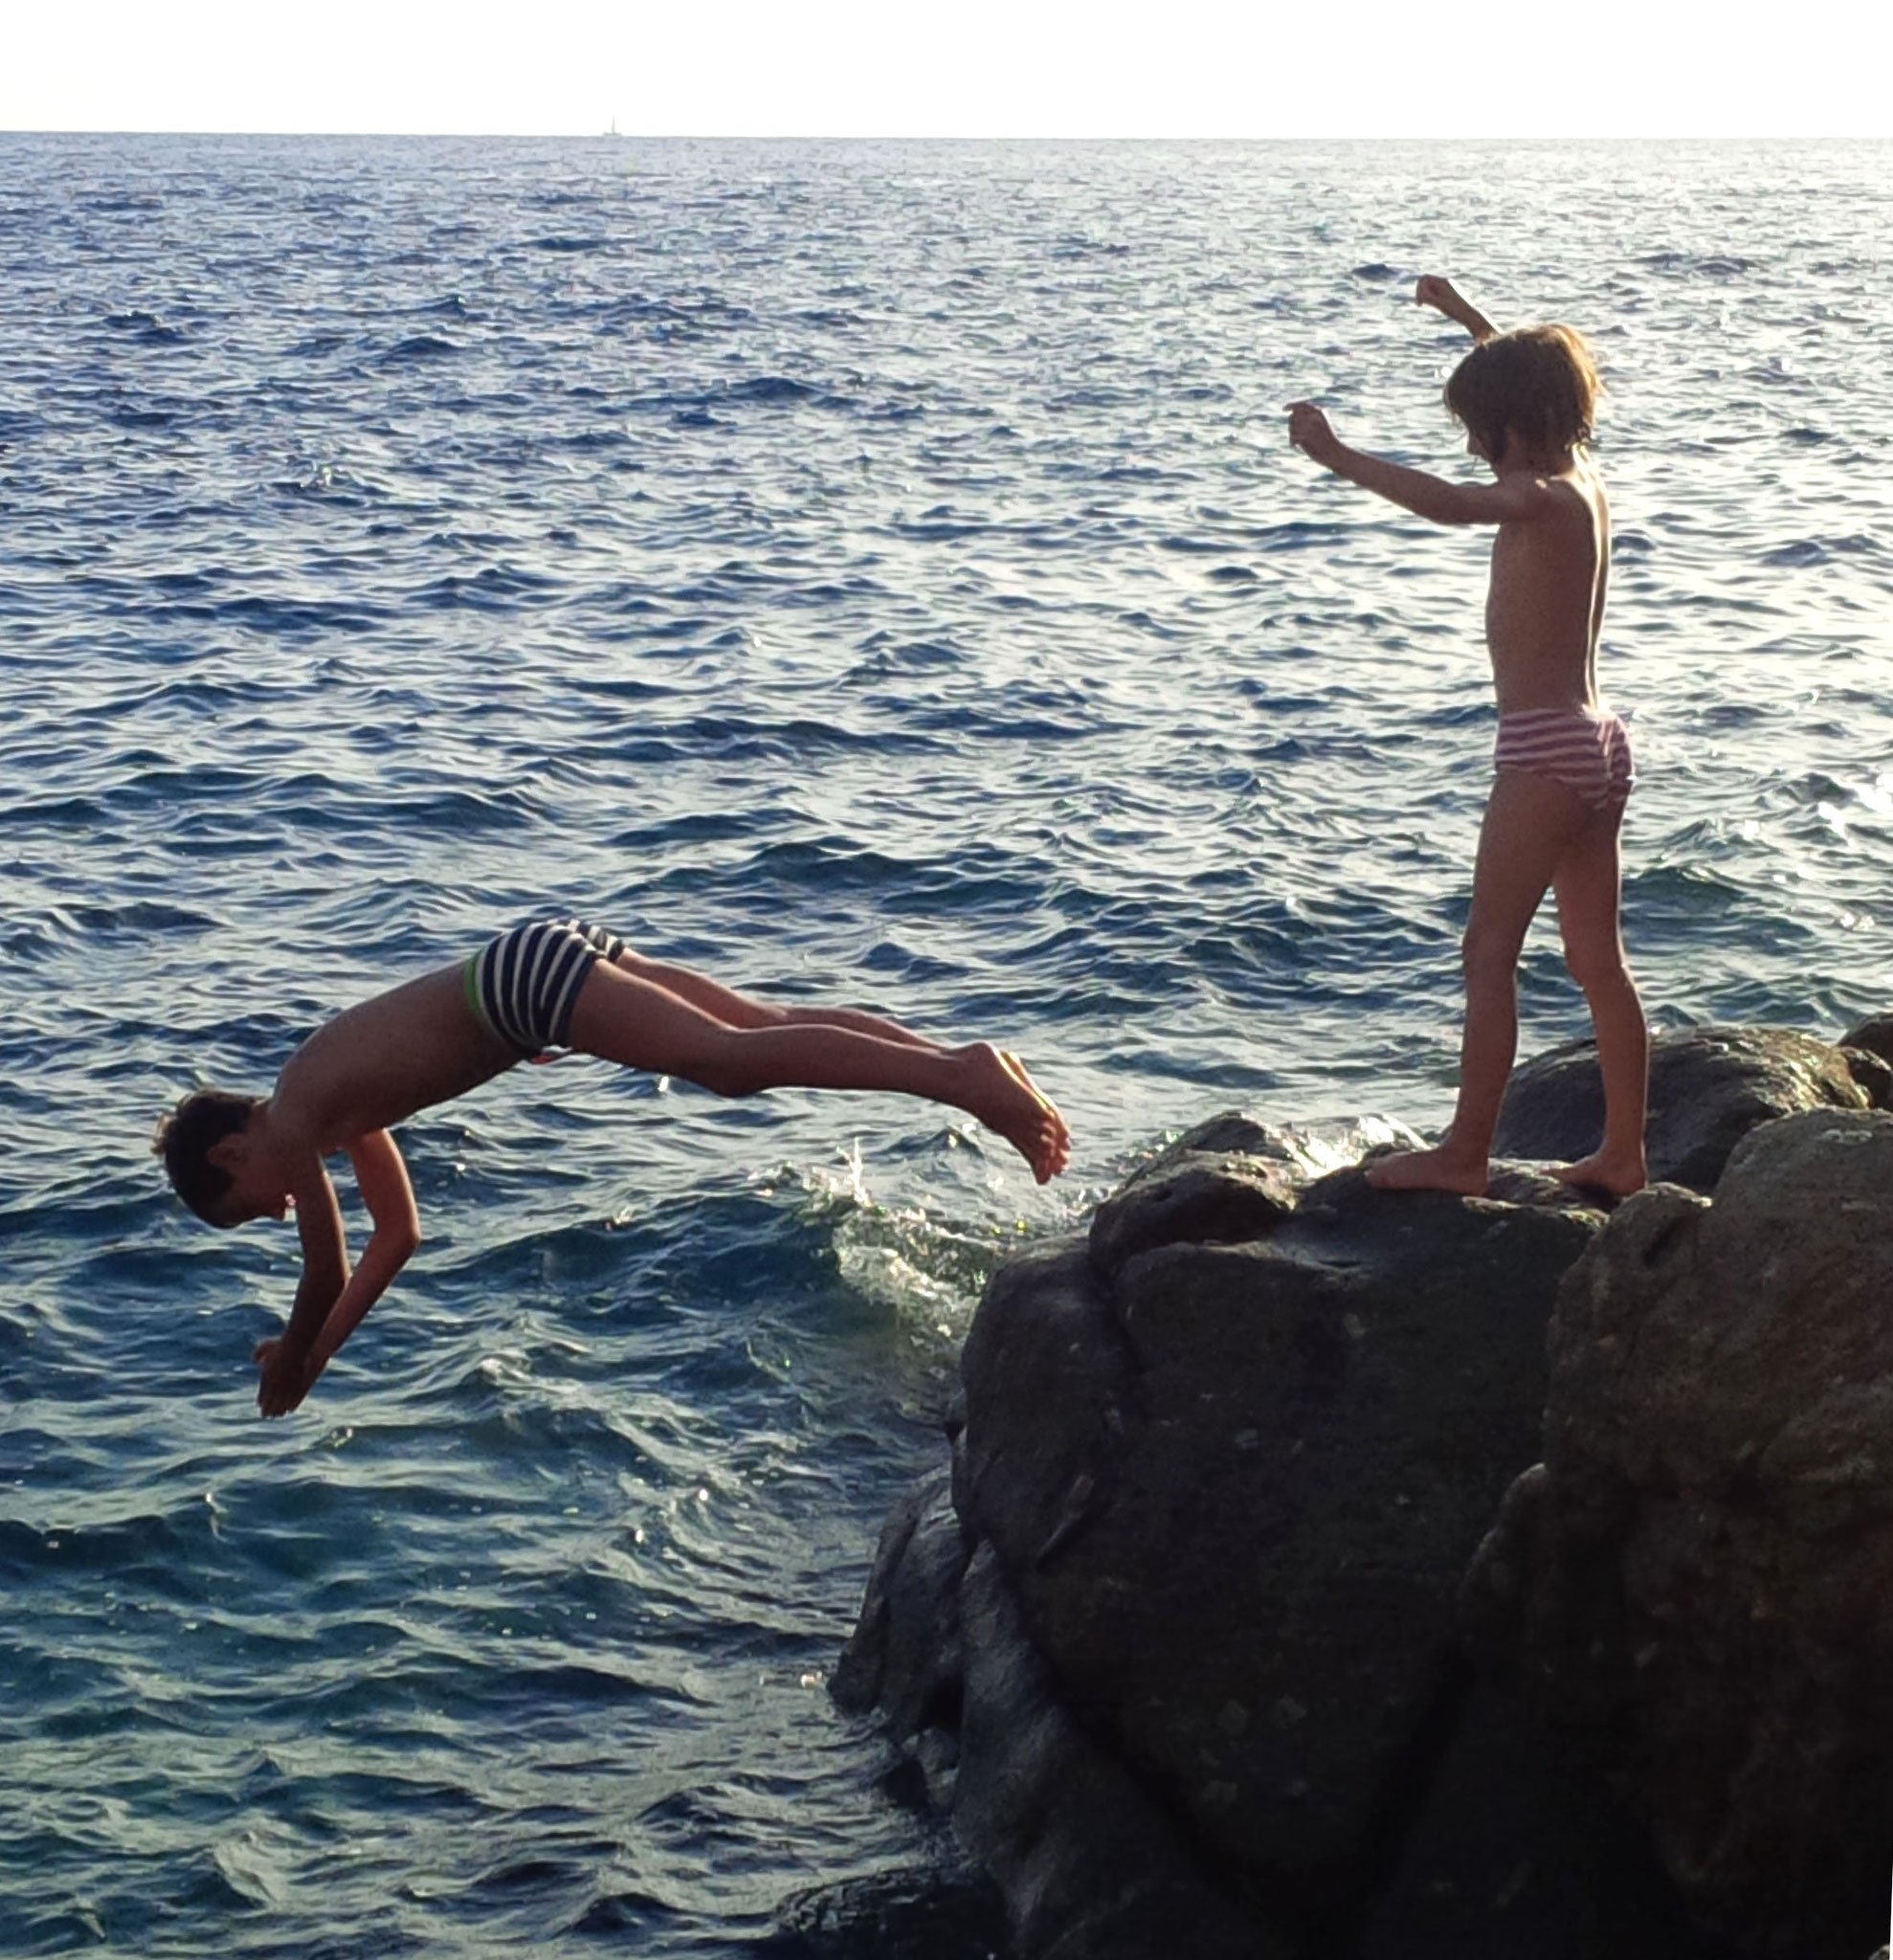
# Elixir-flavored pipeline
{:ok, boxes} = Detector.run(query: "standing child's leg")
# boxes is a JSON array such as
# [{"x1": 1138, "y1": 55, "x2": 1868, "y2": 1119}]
[
  {"x1": 1369, "y1": 770, "x2": 1590, "y2": 1194},
  {"x1": 1548, "y1": 810, "x2": 1649, "y2": 1194},
  {"x1": 566, "y1": 958, "x2": 1070, "y2": 1183}
]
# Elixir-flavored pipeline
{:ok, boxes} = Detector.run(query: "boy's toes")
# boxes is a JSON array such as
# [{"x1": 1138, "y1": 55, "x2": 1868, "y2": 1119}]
[{"x1": 1000, "y1": 1050, "x2": 1071, "y2": 1153}]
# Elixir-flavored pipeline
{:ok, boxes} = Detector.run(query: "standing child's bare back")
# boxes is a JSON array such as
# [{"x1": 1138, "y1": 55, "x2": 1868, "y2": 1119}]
[
  {"x1": 1287, "y1": 275, "x2": 1649, "y2": 1199},
  {"x1": 1482, "y1": 460, "x2": 1609, "y2": 712}
]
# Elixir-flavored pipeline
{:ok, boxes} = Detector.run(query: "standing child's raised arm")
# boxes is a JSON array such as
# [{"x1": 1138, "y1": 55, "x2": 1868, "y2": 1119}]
[
  {"x1": 1287, "y1": 401, "x2": 1556, "y2": 526},
  {"x1": 1415, "y1": 274, "x2": 1496, "y2": 343}
]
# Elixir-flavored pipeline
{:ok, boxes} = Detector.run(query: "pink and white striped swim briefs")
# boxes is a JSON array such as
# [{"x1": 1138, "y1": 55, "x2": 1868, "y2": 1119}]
[{"x1": 1493, "y1": 703, "x2": 1635, "y2": 813}]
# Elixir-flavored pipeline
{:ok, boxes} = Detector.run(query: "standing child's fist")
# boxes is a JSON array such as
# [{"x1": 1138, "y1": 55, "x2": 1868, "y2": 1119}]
[{"x1": 1287, "y1": 401, "x2": 1340, "y2": 462}]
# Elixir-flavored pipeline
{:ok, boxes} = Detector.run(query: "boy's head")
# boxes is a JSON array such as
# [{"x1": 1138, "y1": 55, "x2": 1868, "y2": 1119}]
[
  {"x1": 154, "y1": 1089, "x2": 265, "y2": 1225},
  {"x1": 1444, "y1": 324, "x2": 1600, "y2": 468}
]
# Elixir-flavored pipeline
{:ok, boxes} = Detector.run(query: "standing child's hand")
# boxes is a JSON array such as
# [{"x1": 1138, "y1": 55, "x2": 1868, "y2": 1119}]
[
  {"x1": 1415, "y1": 274, "x2": 1495, "y2": 342},
  {"x1": 1287, "y1": 401, "x2": 1341, "y2": 464}
]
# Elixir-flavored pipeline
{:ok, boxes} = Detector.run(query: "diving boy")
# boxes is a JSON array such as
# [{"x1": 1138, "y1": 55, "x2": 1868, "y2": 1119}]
[
  {"x1": 156, "y1": 919, "x2": 1071, "y2": 1416},
  {"x1": 1287, "y1": 274, "x2": 1648, "y2": 1198}
]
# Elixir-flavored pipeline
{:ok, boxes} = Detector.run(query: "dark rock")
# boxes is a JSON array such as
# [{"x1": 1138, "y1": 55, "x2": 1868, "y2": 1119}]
[
  {"x1": 1142, "y1": 1110, "x2": 1292, "y2": 1164},
  {"x1": 1840, "y1": 1013, "x2": 1893, "y2": 1072},
  {"x1": 1088, "y1": 1150, "x2": 1298, "y2": 1281},
  {"x1": 957, "y1": 1240, "x2": 1138, "y2": 1580},
  {"x1": 953, "y1": 1543, "x2": 1281, "y2": 1960},
  {"x1": 961, "y1": 1160, "x2": 1600, "y2": 1895},
  {"x1": 1124, "y1": 1111, "x2": 1426, "y2": 1187},
  {"x1": 1471, "y1": 1109, "x2": 1893, "y2": 1958},
  {"x1": 766, "y1": 1867, "x2": 1010, "y2": 1956},
  {"x1": 1838, "y1": 1013, "x2": 1893, "y2": 1107},
  {"x1": 1359, "y1": 1675, "x2": 1738, "y2": 1960},
  {"x1": 1493, "y1": 1023, "x2": 1872, "y2": 1191},
  {"x1": 841, "y1": 1047, "x2": 1893, "y2": 1960},
  {"x1": 831, "y1": 1474, "x2": 968, "y2": 1746},
  {"x1": 1841, "y1": 1045, "x2": 1893, "y2": 1107}
]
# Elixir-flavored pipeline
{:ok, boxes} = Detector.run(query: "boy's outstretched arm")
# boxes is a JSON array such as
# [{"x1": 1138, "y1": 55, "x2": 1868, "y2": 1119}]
[
  {"x1": 252, "y1": 1132, "x2": 420, "y2": 1415},
  {"x1": 255, "y1": 1155, "x2": 348, "y2": 1415},
  {"x1": 304, "y1": 1130, "x2": 421, "y2": 1376},
  {"x1": 1287, "y1": 403, "x2": 1551, "y2": 526},
  {"x1": 1415, "y1": 274, "x2": 1496, "y2": 342}
]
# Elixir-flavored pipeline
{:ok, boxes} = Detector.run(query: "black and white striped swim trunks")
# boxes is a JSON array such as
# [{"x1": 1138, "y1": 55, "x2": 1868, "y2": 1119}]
[{"x1": 463, "y1": 919, "x2": 627, "y2": 1058}]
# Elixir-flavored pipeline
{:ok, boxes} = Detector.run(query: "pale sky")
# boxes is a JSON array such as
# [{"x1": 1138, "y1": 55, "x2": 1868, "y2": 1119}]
[{"x1": 3, "y1": 0, "x2": 1889, "y2": 138}]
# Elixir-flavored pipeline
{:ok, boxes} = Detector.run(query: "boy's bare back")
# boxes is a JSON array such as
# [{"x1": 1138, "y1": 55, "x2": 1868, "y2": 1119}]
[{"x1": 272, "y1": 965, "x2": 512, "y2": 1155}]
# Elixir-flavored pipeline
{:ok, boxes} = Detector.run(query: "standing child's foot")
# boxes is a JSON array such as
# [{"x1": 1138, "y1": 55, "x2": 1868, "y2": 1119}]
[
  {"x1": 960, "y1": 1043, "x2": 1070, "y2": 1183},
  {"x1": 1551, "y1": 1148, "x2": 1646, "y2": 1197},
  {"x1": 1365, "y1": 1142, "x2": 1490, "y2": 1196}
]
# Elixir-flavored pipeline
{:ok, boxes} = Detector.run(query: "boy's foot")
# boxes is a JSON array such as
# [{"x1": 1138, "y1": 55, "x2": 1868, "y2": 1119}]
[
  {"x1": 999, "y1": 1050, "x2": 1071, "y2": 1147},
  {"x1": 961, "y1": 1043, "x2": 1070, "y2": 1184},
  {"x1": 1551, "y1": 1150, "x2": 1647, "y2": 1198},
  {"x1": 1365, "y1": 1145, "x2": 1490, "y2": 1196}
]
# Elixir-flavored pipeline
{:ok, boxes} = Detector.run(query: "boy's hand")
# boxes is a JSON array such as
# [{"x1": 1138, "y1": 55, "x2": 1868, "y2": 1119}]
[
  {"x1": 254, "y1": 1336, "x2": 321, "y2": 1417},
  {"x1": 1287, "y1": 401, "x2": 1342, "y2": 465}
]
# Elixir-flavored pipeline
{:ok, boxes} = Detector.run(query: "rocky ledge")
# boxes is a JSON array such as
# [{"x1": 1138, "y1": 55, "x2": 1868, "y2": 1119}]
[{"x1": 834, "y1": 1020, "x2": 1893, "y2": 1960}]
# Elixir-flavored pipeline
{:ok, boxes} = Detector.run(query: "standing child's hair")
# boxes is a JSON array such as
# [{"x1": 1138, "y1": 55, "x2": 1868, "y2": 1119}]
[
  {"x1": 154, "y1": 1088, "x2": 260, "y2": 1222},
  {"x1": 1443, "y1": 324, "x2": 1601, "y2": 466}
]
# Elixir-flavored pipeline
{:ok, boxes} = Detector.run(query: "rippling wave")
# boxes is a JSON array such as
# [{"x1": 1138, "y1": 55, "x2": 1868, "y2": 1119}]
[{"x1": 2, "y1": 134, "x2": 1889, "y2": 1957}]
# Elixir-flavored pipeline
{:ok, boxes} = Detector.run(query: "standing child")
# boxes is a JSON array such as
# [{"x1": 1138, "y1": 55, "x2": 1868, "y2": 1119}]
[
  {"x1": 1287, "y1": 274, "x2": 1648, "y2": 1197},
  {"x1": 156, "y1": 918, "x2": 1070, "y2": 1415}
]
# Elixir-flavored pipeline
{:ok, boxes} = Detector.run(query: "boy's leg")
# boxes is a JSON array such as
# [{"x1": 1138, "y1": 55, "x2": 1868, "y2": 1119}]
[
  {"x1": 567, "y1": 959, "x2": 1069, "y2": 1183},
  {"x1": 612, "y1": 946, "x2": 1065, "y2": 1142},
  {"x1": 1548, "y1": 808, "x2": 1649, "y2": 1194},
  {"x1": 1369, "y1": 770, "x2": 1591, "y2": 1194},
  {"x1": 611, "y1": 948, "x2": 939, "y2": 1050}
]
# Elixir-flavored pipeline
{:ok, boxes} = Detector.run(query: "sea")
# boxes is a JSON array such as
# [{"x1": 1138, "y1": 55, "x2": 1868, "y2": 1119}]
[{"x1": 2, "y1": 135, "x2": 1889, "y2": 1958}]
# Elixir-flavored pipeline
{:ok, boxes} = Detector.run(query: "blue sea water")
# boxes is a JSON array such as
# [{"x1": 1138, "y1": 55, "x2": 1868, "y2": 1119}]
[{"x1": 2, "y1": 134, "x2": 1890, "y2": 1956}]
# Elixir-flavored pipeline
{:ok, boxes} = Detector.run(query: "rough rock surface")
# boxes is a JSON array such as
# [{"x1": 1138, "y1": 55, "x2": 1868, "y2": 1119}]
[
  {"x1": 965, "y1": 1153, "x2": 1598, "y2": 1891},
  {"x1": 951, "y1": 1541, "x2": 1283, "y2": 1960},
  {"x1": 1841, "y1": 1013, "x2": 1893, "y2": 1071},
  {"x1": 832, "y1": 1475, "x2": 968, "y2": 1744},
  {"x1": 1466, "y1": 1109, "x2": 1893, "y2": 1957},
  {"x1": 838, "y1": 1023, "x2": 1893, "y2": 1960},
  {"x1": 839, "y1": 1114, "x2": 1609, "y2": 1955},
  {"x1": 1493, "y1": 1023, "x2": 1880, "y2": 1191}
]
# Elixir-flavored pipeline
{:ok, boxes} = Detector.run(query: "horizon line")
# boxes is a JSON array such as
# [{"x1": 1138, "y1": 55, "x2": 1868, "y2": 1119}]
[{"x1": 4, "y1": 125, "x2": 1889, "y2": 143}]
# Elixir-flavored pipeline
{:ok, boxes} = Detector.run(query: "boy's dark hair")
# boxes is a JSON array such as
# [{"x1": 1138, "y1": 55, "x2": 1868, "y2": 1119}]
[
  {"x1": 1444, "y1": 324, "x2": 1601, "y2": 466},
  {"x1": 154, "y1": 1089, "x2": 260, "y2": 1223}
]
